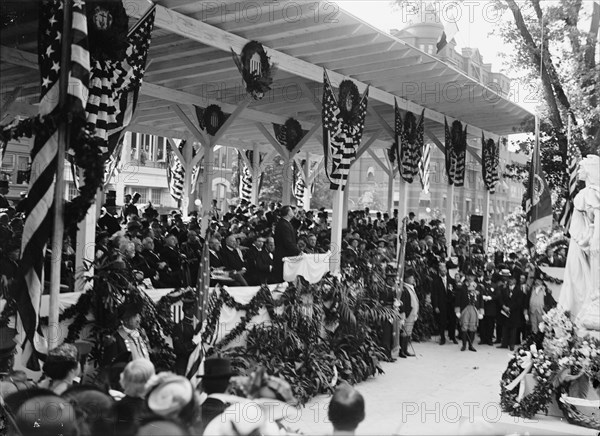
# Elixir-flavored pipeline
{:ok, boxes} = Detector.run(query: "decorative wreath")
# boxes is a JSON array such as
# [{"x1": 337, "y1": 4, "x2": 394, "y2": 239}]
[
  {"x1": 500, "y1": 336, "x2": 555, "y2": 419},
  {"x1": 387, "y1": 144, "x2": 397, "y2": 164},
  {"x1": 272, "y1": 118, "x2": 305, "y2": 153},
  {"x1": 338, "y1": 80, "x2": 361, "y2": 125},
  {"x1": 231, "y1": 41, "x2": 275, "y2": 100},
  {"x1": 86, "y1": 1, "x2": 129, "y2": 62},
  {"x1": 202, "y1": 104, "x2": 227, "y2": 136},
  {"x1": 451, "y1": 120, "x2": 467, "y2": 155}
]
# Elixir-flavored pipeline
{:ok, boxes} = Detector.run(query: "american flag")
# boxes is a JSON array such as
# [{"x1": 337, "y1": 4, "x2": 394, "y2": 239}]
[
  {"x1": 293, "y1": 160, "x2": 306, "y2": 208},
  {"x1": 321, "y1": 69, "x2": 368, "y2": 190},
  {"x1": 103, "y1": 133, "x2": 125, "y2": 187},
  {"x1": 238, "y1": 150, "x2": 253, "y2": 202},
  {"x1": 88, "y1": 4, "x2": 155, "y2": 165},
  {"x1": 17, "y1": 0, "x2": 90, "y2": 369},
  {"x1": 398, "y1": 109, "x2": 425, "y2": 183},
  {"x1": 558, "y1": 131, "x2": 581, "y2": 233},
  {"x1": 452, "y1": 122, "x2": 468, "y2": 187},
  {"x1": 481, "y1": 133, "x2": 499, "y2": 194},
  {"x1": 167, "y1": 140, "x2": 185, "y2": 202},
  {"x1": 186, "y1": 236, "x2": 217, "y2": 380},
  {"x1": 419, "y1": 143, "x2": 431, "y2": 194}
]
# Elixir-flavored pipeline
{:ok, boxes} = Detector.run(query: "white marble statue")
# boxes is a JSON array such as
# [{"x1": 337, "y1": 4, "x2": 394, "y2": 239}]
[{"x1": 559, "y1": 155, "x2": 600, "y2": 331}]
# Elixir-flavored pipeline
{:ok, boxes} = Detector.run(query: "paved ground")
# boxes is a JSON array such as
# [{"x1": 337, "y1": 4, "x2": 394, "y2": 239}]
[{"x1": 288, "y1": 339, "x2": 596, "y2": 435}]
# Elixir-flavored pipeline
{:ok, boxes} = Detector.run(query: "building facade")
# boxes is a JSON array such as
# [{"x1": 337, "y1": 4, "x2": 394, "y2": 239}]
[{"x1": 346, "y1": 10, "x2": 525, "y2": 229}]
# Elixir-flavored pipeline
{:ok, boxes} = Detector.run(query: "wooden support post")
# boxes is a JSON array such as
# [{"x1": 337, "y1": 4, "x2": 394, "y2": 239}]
[
  {"x1": 396, "y1": 179, "x2": 408, "y2": 261},
  {"x1": 342, "y1": 172, "x2": 351, "y2": 226},
  {"x1": 446, "y1": 183, "x2": 455, "y2": 256},
  {"x1": 281, "y1": 157, "x2": 293, "y2": 205},
  {"x1": 200, "y1": 143, "x2": 215, "y2": 234},
  {"x1": 329, "y1": 186, "x2": 344, "y2": 275},
  {"x1": 387, "y1": 171, "x2": 395, "y2": 215},
  {"x1": 75, "y1": 171, "x2": 97, "y2": 293},
  {"x1": 482, "y1": 189, "x2": 491, "y2": 252}
]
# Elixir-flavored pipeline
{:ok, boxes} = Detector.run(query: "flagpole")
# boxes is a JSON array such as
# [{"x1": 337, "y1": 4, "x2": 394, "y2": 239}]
[{"x1": 48, "y1": 0, "x2": 73, "y2": 351}]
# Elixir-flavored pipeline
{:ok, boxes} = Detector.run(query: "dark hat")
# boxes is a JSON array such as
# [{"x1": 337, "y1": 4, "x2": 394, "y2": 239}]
[
  {"x1": 0, "y1": 180, "x2": 8, "y2": 188},
  {"x1": 118, "y1": 303, "x2": 142, "y2": 320},
  {"x1": 198, "y1": 357, "x2": 236, "y2": 379}
]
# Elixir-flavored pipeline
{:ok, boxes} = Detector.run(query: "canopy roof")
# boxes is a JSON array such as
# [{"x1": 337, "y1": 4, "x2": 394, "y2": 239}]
[{"x1": 1, "y1": 0, "x2": 533, "y2": 155}]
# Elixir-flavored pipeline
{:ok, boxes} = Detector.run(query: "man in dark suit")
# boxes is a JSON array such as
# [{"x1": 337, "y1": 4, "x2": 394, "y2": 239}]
[
  {"x1": 498, "y1": 275, "x2": 528, "y2": 351},
  {"x1": 273, "y1": 205, "x2": 301, "y2": 282},
  {"x1": 430, "y1": 261, "x2": 458, "y2": 345},
  {"x1": 98, "y1": 205, "x2": 121, "y2": 236},
  {"x1": 171, "y1": 296, "x2": 197, "y2": 376},
  {"x1": 245, "y1": 237, "x2": 272, "y2": 285},
  {"x1": 220, "y1": 235, "x2": 248, "y2": 286},
  {"x1": 199, "y1": 358, "x2": 236, "y2": 430},
  {"x1": 480, "y1": 274, "x2": 499, "y2": 345}
]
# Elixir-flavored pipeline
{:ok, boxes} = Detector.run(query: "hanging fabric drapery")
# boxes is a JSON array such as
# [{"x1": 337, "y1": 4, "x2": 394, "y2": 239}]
[
  {"x1": 321, "y1": 69, "x2": 369, "y2": 191},
  {"x1": 444, "y1": 118, "x2": 468, "y2": 186},
  {"x1": 481, "y1": 133, "x2": 500, "y2": 193}
]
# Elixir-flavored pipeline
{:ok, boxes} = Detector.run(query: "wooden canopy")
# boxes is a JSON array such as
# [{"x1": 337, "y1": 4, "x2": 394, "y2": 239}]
[{"x1": 1, "y1": 0, "x2": 533, "y2": 155}]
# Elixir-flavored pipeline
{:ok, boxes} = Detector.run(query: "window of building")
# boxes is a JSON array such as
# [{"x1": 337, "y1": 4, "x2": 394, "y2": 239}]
[
  {"x1": 1, "y1": 154, "x2": 14, "y2": 170},
  {"x1": 156, "y1": 137, "x2": 166, "y2": 162},
  {"x1": 68, "y1": 183, "x2": 78, "y2": 200},
  {"x1": 465, "y1": 199, "x2": 472, "y2": 214},
  {"x1": 367, "y1": 166, "x2": 375, "y2": 182},
  {"x1": 151, "y1": 188, "x2": 162, "y2": 205}
]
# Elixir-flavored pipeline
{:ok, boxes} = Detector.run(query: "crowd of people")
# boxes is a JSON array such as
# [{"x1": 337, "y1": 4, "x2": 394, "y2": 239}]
[
  {"x1": 0, "y1": 188, "x2": 566, "y2": 435},
  {"x1": 0, "y1": 348, "x2": 366, "y2": 435}
]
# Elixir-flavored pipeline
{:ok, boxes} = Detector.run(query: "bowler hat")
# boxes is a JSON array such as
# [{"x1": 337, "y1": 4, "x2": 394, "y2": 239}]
[{"x1": 199, "y1": 357, "x2": 236, "y2": 379}]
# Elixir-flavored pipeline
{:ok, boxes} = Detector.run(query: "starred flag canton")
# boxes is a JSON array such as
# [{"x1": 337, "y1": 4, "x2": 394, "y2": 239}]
[
  {"x1": 38, "y1": 1, "x2": 62, "y2": 94},
  {"x1": 322, "y1": 74, "x2": 340, "y2": 134}
]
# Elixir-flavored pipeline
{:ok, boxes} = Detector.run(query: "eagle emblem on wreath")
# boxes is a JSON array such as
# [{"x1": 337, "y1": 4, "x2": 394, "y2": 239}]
[{"x1": 532, "y1": 174, "x2": 544, "y2": 206}]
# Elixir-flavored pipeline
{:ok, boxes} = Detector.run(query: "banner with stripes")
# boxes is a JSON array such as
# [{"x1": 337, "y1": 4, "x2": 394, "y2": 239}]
[
  {"x1": 481, "y1": 133, "x2": 499, "y2": 193},
  {"x1": 419, "y1": 143, "x2": 431, "y2": 194},
  {"x1": 293, "y1": 160, "x2": 307, "y2": 208},
  {"x1": 167, "y1": 141, "x2": 185, "y2": 202},
  {"x1": 87, "y1": 5, "x2": 155, "y2": 161},
  {"x1": 558, "y1": 139, "x2": 581, "y2": 233},
  {"x1": 322, "y1": 69, "x2": 368, "y2": 191},
  {"x1": 16, "y1": 0, "x2": 90, "y2": 369},
  {"x1": 397, "y1": 104, "x2": 425, "y2": 183},
  {"x1": 239, "y1": 151, "x2": 253, "y2": 202},
  {"x1": 444, "y1": 118, "x2": 467, "y2": 186}
]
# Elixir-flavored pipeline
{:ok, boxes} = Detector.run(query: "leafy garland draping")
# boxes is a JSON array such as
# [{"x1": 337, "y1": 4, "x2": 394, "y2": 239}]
[{"x1": 0, "y1": 111, "x2": 105, "y2": 234}]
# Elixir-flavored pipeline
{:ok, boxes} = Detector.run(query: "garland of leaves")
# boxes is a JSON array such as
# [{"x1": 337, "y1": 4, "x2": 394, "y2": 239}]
[
  {"x1": 338, "y1": 80, "x2": 361, "y2": 125},
  {"x1": 86, "y1": 1, "x2": 129, "y2": 62},
  {"x1": 0, "y1": 111, "x2": 106, "y2": 234},
  {"x1": 231, "y1": 41, "x2": 275, "y2": 100}
]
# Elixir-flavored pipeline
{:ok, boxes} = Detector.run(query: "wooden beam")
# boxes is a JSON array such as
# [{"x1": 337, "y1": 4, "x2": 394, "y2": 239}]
[
  {"x1": 299, "y1": 82, "x2": 322, "y2": 112},
  {"x1": 289, "y1": 120, "x2": 321, "y2": 156},
  {"x1": 239, "y1": 150, "x2": 251, "y2": 168},
  {"x1": 467, "y1": 146, "x2": 483, "y2": 165},
  {"x1": 426, "y1": 130, "x2": 445, "y2": 153},
  {"x1": 355, "y1": 133, "x2": 380, "y2": 161},
  {"x1": 367, "y1": 149, "x2": 391, "y2": 177},
  {"x1": 191, "y1": 147, "x2": 205, "y2": 168},
  {"x1": 167, "y1": 137, "x2": 185, "y2": 163},
  {"x1": 127, "y1": 123, "x2": 186, "y2": 139},
  {"x1": 1, "y1": 86, "x2": 23, "y2": 116},
  {"x1": 0, "y1": 46, "x2": 36, "y2": 69},
  {"x1": 259, "y1": 150, "x2": 277, "y2": 172},
  {"x1": 171, "y1": 104, "x2": 209, "y2": 145},
  {"x1": 368, "y1": 107, "x2": 395, "y2": 140},
  {"x1": 255, "y1": 123, "x2": 288, "y2": 159},
  {"x1": 308, "y1": 158, "x2": 324, "y2": 185},
  {"x1": 211, "y1": 96, "x2": 250, "y2": 144},
  {"x1": 123, "y1": 0, "x2": 506, "y2": 141}
]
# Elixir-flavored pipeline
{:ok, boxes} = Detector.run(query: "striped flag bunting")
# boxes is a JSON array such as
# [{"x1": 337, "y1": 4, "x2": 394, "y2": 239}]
[
  {"x1": 321, "y1": 69, "x2": 368, "y2": 191},
  {"x1": 397, "y1": 105, "x2": 425, "y2": 183},
  {"x1": 293, "y1": 160, "x2": 306, "y2": 208},
  {"x1": 558, "y1": 140, "x2": 582, "y2": 232},
  {"x1": 444, "y1": 118, "x2": 467, "y2": 186},
  {"x1": 419, "y1": 143, "x2": 431, "y2": 194},
  {"x1": 481, "y1": 133, "x2": 499, "y2": 193},
  {"x1": 87, "y1": 4, "x2": 155, "y2": 162},
  {"x1": 17, "y1": 0, "x2": 90, "y2": 370},
  {"x1": 238, "y1": 150, "x2": 253, "y2": 202},
  {"x1": 167, "y1": 140, "x2": 185, "y2": 202}
]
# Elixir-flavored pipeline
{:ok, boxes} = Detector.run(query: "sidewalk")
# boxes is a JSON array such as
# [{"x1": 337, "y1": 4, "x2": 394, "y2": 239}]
[{"x1": 291, "y1": 340, "x2": 596, "y2": 435}]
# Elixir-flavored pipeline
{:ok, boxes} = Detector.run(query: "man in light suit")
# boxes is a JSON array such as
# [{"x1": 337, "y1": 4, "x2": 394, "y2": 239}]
[{"x1": 273, "y1": 205, "x2": 301, "y2": 282}]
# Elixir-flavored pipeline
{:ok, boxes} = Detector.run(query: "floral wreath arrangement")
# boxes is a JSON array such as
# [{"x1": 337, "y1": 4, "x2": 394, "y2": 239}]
[
  {"x1": 231, "y1": 41, "x2": 276, "y2": 100},
  {"x1": 500, "y1": 308, "x2": 600, "y2": 429},
  {"x1": 273, "y1": 118, "x2": 306, "y2": 153}
]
